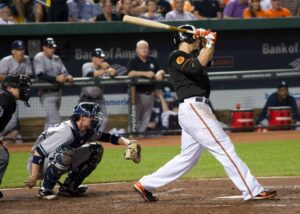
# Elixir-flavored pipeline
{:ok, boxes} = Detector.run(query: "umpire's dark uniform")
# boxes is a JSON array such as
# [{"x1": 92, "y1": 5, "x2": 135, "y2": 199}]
[
  {"x1": 0, "y1": 75, "x2": 31, "y2": 198},
  {"x1": 0, "y1": 89, "x2": 17, "y2": 198}
]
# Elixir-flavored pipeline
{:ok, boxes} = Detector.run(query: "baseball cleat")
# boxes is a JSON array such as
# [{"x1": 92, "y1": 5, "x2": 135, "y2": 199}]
[
  {"x1": 38, "y1": 188, "x2": 57, "y2": 200},
  {"x1": 58, "y1": 184, "x2": 88, "y2": 197},
  {"x1": 134, "y1": 182, "x2": 158, "y2": 202},
  {"x1": 252, "y1": 189, "x2": 277, "y2": 200}
]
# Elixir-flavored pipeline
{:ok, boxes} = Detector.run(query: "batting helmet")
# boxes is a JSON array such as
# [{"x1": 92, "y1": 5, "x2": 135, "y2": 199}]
[
  {"x1": 72, "y1": 102, "x2": 104, "y2": 132},
  {"x1": 173, "y1": 24, "x2": 197, "y2": 47},
  {"x1": 91, "y1": 48, "x2": 106, "y2": 58},
  {"x1": 42, "y1": 37, "x2": 57, "y2": 48},
  {"x1": 2, "y1": 75, "x2": 31, "y2": 107}
]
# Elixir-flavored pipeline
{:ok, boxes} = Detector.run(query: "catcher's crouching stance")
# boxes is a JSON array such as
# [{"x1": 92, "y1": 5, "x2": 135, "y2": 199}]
[{"x1": 25, "y1": 102, "x2": 141, "y2": 200}]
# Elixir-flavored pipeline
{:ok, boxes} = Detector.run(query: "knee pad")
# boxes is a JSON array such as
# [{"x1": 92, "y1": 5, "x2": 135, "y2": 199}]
[
  {"x1": 89, "y1": 142, "x2": 104, "y2": 164},
  {"x1": 52, "y1": 144, "x2": 75, "y2": 171}
]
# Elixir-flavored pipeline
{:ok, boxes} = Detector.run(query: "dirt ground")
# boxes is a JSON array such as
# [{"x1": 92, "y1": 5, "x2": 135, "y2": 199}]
[{"x1": 1, "y1": 130, "x2": 300, "y2": 214}]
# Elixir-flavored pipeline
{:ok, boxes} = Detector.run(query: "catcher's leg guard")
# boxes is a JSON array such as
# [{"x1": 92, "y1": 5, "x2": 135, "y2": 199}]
[
  {"x1": 61, "y1": 143, "x2": 103, "y2": 193},
  {"x1": 41, "y1": 144, "x2": 74, "y2": 191}
]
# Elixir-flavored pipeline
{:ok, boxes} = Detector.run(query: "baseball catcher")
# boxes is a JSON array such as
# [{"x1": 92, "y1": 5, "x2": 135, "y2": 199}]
[{"x1": 25, "y1": 102, "x2": 141, "y2": 200}]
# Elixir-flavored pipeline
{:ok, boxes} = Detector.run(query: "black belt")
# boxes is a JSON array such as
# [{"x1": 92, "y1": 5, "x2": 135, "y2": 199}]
[{"x1": 179, "y1": 97, "x2": 209, "y2": 104}]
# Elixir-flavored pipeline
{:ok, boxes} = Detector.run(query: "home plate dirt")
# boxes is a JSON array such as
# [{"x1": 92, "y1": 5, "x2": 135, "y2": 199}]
[{"x1": 0, "y1": 177, "x2": 299, "y2": 214}]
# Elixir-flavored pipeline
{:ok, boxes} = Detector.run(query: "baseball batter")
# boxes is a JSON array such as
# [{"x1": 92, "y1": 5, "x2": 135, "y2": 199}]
[
  {"x1": 25, "y1": 102, "x2": 141, "y2": 200},
  {"x1": 134, "y1": 25, "x2": 277, "y2": 202},
  {"x1": 0, "y1": 75, "x2": 31, "y2": 198},
  {"x1": 80, "y1": 48, "x2": 117, "y2": 132},
  {"x1": 0, "y1": 40, "x2": 33, "y2": 142},
  {"x1": 33, "y1": 37, "x2": 73, "y2": 130}
]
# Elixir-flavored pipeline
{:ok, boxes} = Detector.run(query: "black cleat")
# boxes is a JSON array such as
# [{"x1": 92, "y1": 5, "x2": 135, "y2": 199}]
[{"x1": 58, "y1": 185, "x2": 88, "y2": 197}]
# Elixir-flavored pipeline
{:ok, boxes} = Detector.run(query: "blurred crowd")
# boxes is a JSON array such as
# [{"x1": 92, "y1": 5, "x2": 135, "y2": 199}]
[{"x1": 0, "y1": 0, "x2": 299, "y2": 24}]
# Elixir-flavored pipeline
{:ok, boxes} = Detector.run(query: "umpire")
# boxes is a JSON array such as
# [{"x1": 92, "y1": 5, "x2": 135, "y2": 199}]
[
  {"x1": 0, "y1": 75, "x2": 31, "y2": 198},
  {"x1": 33, "y1": 37, "x2": 73, "y2": 130}
]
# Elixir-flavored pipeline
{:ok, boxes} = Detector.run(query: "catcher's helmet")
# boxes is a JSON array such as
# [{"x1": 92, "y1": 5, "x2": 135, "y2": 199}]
[
  {"x1": 72, "y1": 102, "x2": 104, "y2": 132},
  {"x1": 2, "y1": 75, "x2": 31, "y2": 107},
  {"x1": 173, "y1": 24, "x2": 197, "y2": 47}
]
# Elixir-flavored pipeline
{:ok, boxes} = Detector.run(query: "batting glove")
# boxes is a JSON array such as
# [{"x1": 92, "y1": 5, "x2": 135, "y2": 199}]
[
  {"x1": 193, "y1": 28, "x2": 210, "y2": 39},
  {"x1": 205, "y1": 32, "x2": 217, "y2": 49}
]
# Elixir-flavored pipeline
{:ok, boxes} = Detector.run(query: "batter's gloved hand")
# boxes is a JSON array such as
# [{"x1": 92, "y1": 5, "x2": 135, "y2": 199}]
[
  {"x1": 124, "y1": 140, "x2": 141, "y2": 164},
  {"x1": 193, "y1": 28, "x2": 210, "y2": 39},
  {"x1": 205, "y1": 32, "x2": 217, "y2": 49}
]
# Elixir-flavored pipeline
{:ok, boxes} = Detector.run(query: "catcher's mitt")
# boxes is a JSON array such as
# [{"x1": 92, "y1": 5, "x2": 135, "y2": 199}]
[{"x1": 124, "y1": 140, "x2": 141, "y2": 164}]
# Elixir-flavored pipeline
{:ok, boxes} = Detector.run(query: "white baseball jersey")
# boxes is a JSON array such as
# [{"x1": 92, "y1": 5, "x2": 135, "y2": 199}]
[
  {"x1": 0, "y1": 55, "x2": 33, "y2": 76},
  {"x1": 81, "y1": 62, "x2": 103, "y2": 99},
  {"x1": 33, "y1": 52, "x2": 68, "y2": 77}
]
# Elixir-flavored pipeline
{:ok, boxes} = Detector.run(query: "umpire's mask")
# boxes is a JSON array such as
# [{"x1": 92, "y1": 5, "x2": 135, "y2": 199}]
[{"x1": 2, "y1": 75, "x2": 31, "y2": 107}]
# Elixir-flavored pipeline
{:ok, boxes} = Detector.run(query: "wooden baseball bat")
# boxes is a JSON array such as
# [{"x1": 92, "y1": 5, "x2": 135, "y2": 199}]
[{"x1": 123, "y1": 15, "x2": 196, "y2": 34}]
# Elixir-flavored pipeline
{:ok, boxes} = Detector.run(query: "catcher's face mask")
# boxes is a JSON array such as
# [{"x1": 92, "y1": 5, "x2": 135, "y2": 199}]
[{"x1": 72, "y1": 102, "x2": 104, "y2": 133}]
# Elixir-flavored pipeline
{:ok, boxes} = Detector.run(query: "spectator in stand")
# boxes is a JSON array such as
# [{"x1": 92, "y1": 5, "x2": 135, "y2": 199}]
[
  {"x1": 67, "y1": 0, "x2": 100, "y2": 22},
  {"x1": 139, "y1": 0, "x2": 164, "y2": 20},
  {"x1": 12, "y1": 0, "x2": 34, "y2": 23},
  {"x1": 34, "y1": 0, "x2": 69, "y2": 22},
  {"x1": 165, "y1": 0, "x2": 195, "y2": 20},
  {"x1": 260, "y1": 0, "x2": 271, "y2": 10},
  {"x1": 192, "y1": 0, "x2": 222, "y2": 19},
  {"x1": 170, "y1": 0, "x2": 193, "y2": 12},
  {"x1": 243, "y1": 0, "x2": 268, "y2": 18},
  {"x1": 95, "y1": 0, "x2": 121, "y2": 21},
  {"x1": 116, "y1": 0, "x2": 132, "y2": 19},
  {"x1": 256, "y1": 81, "x2": 300, "y2": 127},
  {"x1": 223, "y1": 0, "x2": 249, "y2": 18},
  {"x1": 157, "y1": 0, "x2": 171, "y2": 17},
  {"x1": 116, "y1": 0, "x2": 146, "y2": 18},
  {"x1": 266, "y1": 0, "x2": 292, "y2": 17},
  {"x1": 127, "y1": 40, "x2": 165, "y2": 133},
  {"x1": 281, "y1": 0, "x2": 300, "y2": 16},
  {"x1": 0, "y1": 3, "x2": 15, "y2": 24}
]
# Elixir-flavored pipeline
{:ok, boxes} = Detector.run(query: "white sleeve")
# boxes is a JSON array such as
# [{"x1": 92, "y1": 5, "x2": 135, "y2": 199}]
[
  {"x1": 82, "y1": 63, "x2": 94, "y2": 77},
  {"x1": 24, "y1": 56, "x2": 33, "y2": 77},
  {"x1": 0, "y1": 58, "x2": 9, "y2": 75},
  {"x1": 33, "y1": 54, "x2": 45, "y2": 76}
]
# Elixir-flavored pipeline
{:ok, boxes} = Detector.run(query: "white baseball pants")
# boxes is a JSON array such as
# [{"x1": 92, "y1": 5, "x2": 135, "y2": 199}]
[{"x1": 140, "y1": 97, "x2": 264, "y2": 200}]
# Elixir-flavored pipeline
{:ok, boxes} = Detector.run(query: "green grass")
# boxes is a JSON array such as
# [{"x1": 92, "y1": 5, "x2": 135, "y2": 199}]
[{"x1": 2, "y1": 140, "x2": 300, "y2": 188}]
